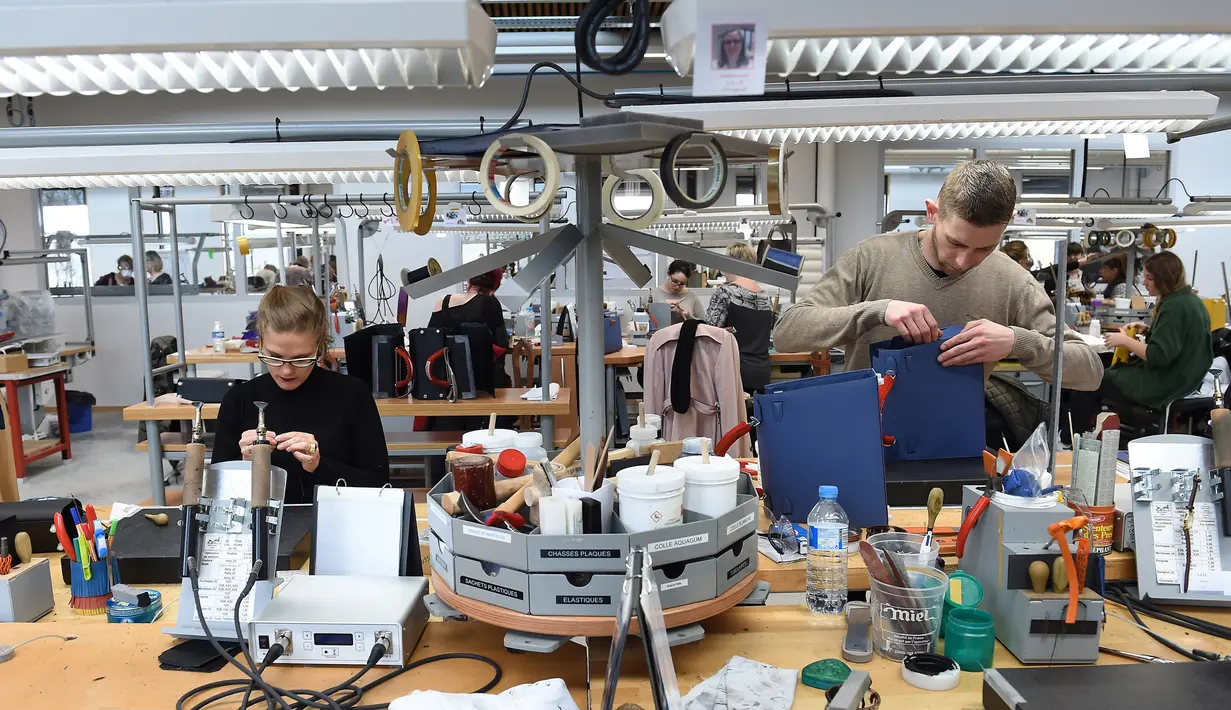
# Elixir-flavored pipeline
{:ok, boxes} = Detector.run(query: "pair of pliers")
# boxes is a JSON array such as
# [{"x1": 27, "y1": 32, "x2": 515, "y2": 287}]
[{"x1": 956, "y1": 453, "x2": 1005, "y2": 558}]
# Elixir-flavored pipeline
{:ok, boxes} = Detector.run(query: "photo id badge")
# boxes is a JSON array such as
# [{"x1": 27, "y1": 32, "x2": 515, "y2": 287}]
[{"x1": 692, "y1": 3, "x2": 767, "y2": 97}]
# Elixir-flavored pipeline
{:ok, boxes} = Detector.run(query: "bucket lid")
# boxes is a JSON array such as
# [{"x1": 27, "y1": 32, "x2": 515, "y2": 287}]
[
  {"x1": 644, "y1": 413, "x2": 662, "y2": 430},
  {"x1": 681, "y1": 437, "x2": 711, "y2": 455},
  {"x1": 629, "y1": 424, "x2": 657, "y2": 441},
  {"x1": 513, "y1": 432, "x2": 543, "y2": 449},
  {"x1": 616, "y1": 465, "x2": 685, "y2": 494},
  {"x1": 462, "y1": 428, "x2": 516, "y2": 451},
  {"x1": 673, "y1": 455, "x2": 740, "y2": 484}
]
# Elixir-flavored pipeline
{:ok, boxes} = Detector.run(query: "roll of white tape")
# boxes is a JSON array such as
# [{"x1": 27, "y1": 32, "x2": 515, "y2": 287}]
[
  {"x1": 480, "y1": 133, "x2": 561, "y2": 219},
  {"x1": 901, "y1": 655, "x2": 960, "y2": 691},
  {"x1": 601, "y1": 168, "x2": 666, "y2": 230},
  {"x1": 1115, "y1": 229, "x2": 1136, "y2": 247}
]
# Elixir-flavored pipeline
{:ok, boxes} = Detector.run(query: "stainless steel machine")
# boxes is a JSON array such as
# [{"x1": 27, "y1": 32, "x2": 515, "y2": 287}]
[{"x1": 957, "y1": 487, "x2": 1103, "y2": 664}]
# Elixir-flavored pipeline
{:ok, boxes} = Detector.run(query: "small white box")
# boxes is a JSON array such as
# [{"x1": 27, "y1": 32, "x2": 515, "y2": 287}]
[{"x1": 0, "y1": 558, "x2": 55, "y2": 623}]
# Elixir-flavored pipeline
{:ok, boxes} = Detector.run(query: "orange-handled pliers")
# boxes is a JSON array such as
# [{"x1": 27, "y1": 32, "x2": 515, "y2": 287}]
[
  {"x1": 54, "y1": 512, "x2": 76, "y2": 563},
  {"x1": 955, "y1": 483, "x2": 994, "y2": 559},
  {"x1": 1048, "y1": 515, "x2": 1089, "y2": 624}
]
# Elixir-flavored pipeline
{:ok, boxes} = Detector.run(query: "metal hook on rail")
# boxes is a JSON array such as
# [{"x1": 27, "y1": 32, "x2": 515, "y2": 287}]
[
  {"x1": 381, "y1": 193, "x2": 395, "y2": 218},
  {"x1": 272, "y1": 195, "x2": 288, "y2": 220},
  {"x1": 339, "y1": 194, "x2": 355, "y2": 219},
  {"x1": 355, "y1": 198, "x2": 370, "y2": 219},
  {"x1": 301, "y1": 194, "x2": 317, "y2": 219},
  {"x1": 318, "y1": 194, "x2": 334, "y2": 220},
  {"x1": 467, "y1": 191, "x2": 483, "y2": 217},
  {"x1": 239, "y1": 195, "x2": 255, "y2": 221}
]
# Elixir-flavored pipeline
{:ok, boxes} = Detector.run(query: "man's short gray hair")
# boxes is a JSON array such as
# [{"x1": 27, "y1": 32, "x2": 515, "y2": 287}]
[{"x1": 937, "y1": 159, "x2": 1017, "y2": 227}]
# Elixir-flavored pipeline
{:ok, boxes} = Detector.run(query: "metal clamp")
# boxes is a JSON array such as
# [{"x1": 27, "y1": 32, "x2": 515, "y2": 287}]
[
  {"x1": 1170, "y1": 469, "x2": 1196, "y2": 505},
  {"x1": 1211, "y1": 468, "x2": 1227, "y2": 503},
  {"x1": 1132, "y1": 468, "x2": 1162, "y2": 502}
]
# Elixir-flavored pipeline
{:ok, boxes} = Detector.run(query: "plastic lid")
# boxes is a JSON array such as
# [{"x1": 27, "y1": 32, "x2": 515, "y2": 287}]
[
  {"x1": 819, "y1": 485, "x2": 839, "y2": 499},
  {"x1": 629, "y1": 424, "x2": 658, "y2": 441},
  {"x1": 681, "y1": 437, "x2": 711, "y2": 455},
  {"x1": 462, "y1": 428, "x2": 517, "y2": 452},
  {"x1": 496, "y1": 448, "x2": 528, "y2": 477},
  {"x1": 616, "y1": 465, "x2": 686, "y2": 495},
  {"x1": 513, "y1": 432, "x2": 542, "y2": 449},
  {"x1": 673, "y1": 454, "x2": 740, "y2": 484},
  {"x1": 644, "y1": 413, "x2": 662, "y2": 431}
]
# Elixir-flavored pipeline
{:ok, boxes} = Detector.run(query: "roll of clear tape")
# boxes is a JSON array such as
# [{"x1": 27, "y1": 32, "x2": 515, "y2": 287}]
[
  {"x1": 659, "y1": 132, "x2": 727, "y2": 210},
  {"x1": 394, "y1": 130, "x2": 423, "y2": 233},
  {"x1": 502, "y1": 170, "x2": 554, "y2": 224},
  {"x1": 480, "y1": 133, "x2": 561, "y2": 219},
  {"x1": 1115, "y1": 229, "x2": 1136, "y2": 247},
  {"x1": 601, "y1": 168, "x2": 666, "y2": 230}
]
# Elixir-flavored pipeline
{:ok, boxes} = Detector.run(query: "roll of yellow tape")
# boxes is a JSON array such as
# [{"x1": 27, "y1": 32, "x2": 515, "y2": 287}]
[
  {"x1": 601, "y1": 168, "x2": 666, "y2": 230},
  {"x1": 412, "y1": 170, "x2": 438, "y2": 236},
  {"x1": 480, "y1": 133, "x2": 561, "y2": 220},
  {"x1": 1161, "y1": 228, "x2": 1178, "y2": 249},
  {"x1": 236, "y1": 236, "x2": 250, "y2": 256},
  {"x1": 394, "y1": 130, "x2": 423, "y2": 233},
  {"x1": 1141, "y1": 226, "x2": 1158, "y2": 249},
  {"x1": 768, "y1": 144, "x2": 788, "y2": 216}
]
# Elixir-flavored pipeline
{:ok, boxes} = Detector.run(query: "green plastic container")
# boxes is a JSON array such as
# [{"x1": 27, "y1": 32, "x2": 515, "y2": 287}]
[
  {"x1": 940, "y1": 569, "x2": 984, "y2": 638},
  {"x1": 943, "y1": 606, "x2": 995, "y2": 671}
]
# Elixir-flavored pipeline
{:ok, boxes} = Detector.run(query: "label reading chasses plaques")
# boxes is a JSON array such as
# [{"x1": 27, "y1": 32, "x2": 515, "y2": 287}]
[
  {"x1": 193, "y1": 533, "x2": 256, "y2": 623},
  {"x1": 809, "y1": 523, "x2": 847, "y2": 552}
]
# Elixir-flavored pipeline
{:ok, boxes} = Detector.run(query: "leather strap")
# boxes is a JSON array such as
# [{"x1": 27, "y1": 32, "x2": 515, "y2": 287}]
[{"x1": 671, "y1": 319, "x2": 701, "y2": 414}]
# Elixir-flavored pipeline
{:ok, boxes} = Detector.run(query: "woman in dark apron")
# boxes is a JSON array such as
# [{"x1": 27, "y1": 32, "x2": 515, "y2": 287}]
[{"x1": 707, "y1": 243, "x2": 777, "y2": 446}]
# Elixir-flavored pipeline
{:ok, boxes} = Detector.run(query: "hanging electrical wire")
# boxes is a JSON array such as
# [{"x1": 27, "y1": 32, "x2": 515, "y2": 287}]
[
  {"x1": 367, "y1": 255, "x2": 398, "y2": 325},
  {"x1": 575, "y1": 0, "x2": 651, "y2": 75}
]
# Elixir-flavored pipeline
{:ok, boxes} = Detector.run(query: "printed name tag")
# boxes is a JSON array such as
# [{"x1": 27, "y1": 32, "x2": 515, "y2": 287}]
[
  {"x1": 648, "y1": 533, "x2": 709, "y2": 554},
  {"x1": 661, "y1": 579, "x2": 689, "y2": 591},
  {"x1": 463, "y1": 525, "x2": 512, "y2": 544},
  {"x1": 726, "y1": 512, "x2": 756, "y2": 536}
]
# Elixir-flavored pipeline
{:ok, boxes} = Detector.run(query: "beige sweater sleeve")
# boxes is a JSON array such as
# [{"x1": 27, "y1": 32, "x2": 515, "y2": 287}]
[
  {"x1": 772, "y1": 245, "x2": 892, "y2": 353},
  {"x1": 1008, "y1": 282, "x2": 1104, "y2": 391}
]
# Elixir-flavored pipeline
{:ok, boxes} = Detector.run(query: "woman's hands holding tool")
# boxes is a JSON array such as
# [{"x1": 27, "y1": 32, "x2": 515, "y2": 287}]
[
  {"x1": 239, "y1": 429, "x2": 277, "y2": 460},
  {"x1": 275, "y1": 431, "x2": 321, "y2": 472},
  {"x1": 1103, "y1": 331, "x2": 1140, "y2": 350},
  {"x1": 938, "y1": 319, "x2": 1015, "y2": 366}
]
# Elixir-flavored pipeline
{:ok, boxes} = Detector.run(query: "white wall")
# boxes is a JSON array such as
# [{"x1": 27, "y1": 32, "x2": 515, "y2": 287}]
[
  {"x1": 1164, "y1": 130, "x2": 1231, "y2": 299},
  {"x1": 0, "y1": 189, "x2": 45, "y2": 292}
]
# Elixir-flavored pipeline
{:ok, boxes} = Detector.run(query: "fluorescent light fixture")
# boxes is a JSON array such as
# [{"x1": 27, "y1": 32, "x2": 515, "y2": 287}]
[
  {"x1": 1019, "y1": 199, "x2": 1178, "y2": 219},
  {"x1": 660, "y1": 0, "x2": 1231, "y2": 76},
  {"x1": 0, "y1": 141, "x2": 479, "y2": 189},
  {"x1": 1123, "y1": 133, "x2": 1151, "y2": 159},
  {"x1": 1182, "y1": 197, "x2": 1231, "y2": 217},
  {"x1": 624, "y1": 92, "x2": 1219, "y2": 145},
  {"x1": 0, "y1": 0, "x2": 496, "y2": 96}
]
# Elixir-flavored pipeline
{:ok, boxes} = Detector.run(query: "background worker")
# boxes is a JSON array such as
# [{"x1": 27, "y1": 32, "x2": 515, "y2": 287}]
[
  {"x1": 145, "y1": 250, "x2": 172, "y2": 285},
  {"x1": 1000, "y1": 240, "x2": 1033, "y2": 270},
  {"x1": 1064, "y1": 250, "x2": 1212, "y2": 441},
  {"x1": 1098, "y1": 253, "x2": 1137, "y2": 299},
  {"x1": 651, "y1": 260, "x2": 705, "y2": 321},
  {"x1": 773, "y1": 159, "x2": 1103, "y2": 392},
  {"x1": 708, "y1": 242, "x2": 775, "y2": 394},
  {"x1": 95, "y1": 254, "x2": 135, "y2": 286},
  {"x1": 213, "y1": 285, "x2": 389, "y2": 503}
]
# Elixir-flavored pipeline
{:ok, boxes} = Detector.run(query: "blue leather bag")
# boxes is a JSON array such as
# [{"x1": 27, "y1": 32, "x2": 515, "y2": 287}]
[
  {"x1": 870, "y1": 325, "x2": 986, "y2": 462},
  {"x1": 603, "y1": 312, "x2": 623, "y2": 354},
  {"x1": 754, "y1": 370, "x2": 889, "y2": 527}
]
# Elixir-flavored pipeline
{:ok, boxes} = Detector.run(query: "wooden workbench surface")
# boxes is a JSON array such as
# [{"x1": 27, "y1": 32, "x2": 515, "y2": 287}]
[
  {"x1": 123, "y1": 388, "x2": 571, "y2": 420},
  {"x1": 5, "y1": 598, "x2": 1229, "y2": 709},
  {"x1": 0, "y1": 362, "x2": 70, "y2": 381}
]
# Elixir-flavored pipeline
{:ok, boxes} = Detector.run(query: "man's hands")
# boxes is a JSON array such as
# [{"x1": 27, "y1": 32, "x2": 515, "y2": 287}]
[
  {"x1": 938, "y1": 319, "x2": 1016, "y2": 367},
  {"x1": 884, "y1": 300, "x2": 941, "y2": 344}
]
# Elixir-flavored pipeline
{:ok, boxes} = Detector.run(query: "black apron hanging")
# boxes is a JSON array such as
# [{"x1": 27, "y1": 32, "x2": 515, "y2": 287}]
[{"x1": 723, "y1": 303, "x2": 773, "y2": 393}]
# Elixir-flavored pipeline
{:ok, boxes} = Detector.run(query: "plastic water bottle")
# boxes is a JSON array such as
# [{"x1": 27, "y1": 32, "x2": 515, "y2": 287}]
[
  {"x1": 807, "y1": 485, "x2": 849, "y2": 615},
  {"x1": 211, "y1": 321, "x2": 225, "y2": 354}
]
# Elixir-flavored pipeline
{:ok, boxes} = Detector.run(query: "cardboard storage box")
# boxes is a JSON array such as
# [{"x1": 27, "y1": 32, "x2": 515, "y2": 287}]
[
  {"x1": 453, "y1": 555, "x2": 530, "y2": 614},
  {"x1": 0, "y1": 351, "x2": 29, "y2": 373},
  {"x1": 715, "y1": 534, "x2": 758, "y2": 596},
  {"x1": 653, "y1": 557, "x2": 716, "y2": 609},
  {"x1": 428, "y1": 532, "x2": 455, "y2": 590},
  {"x1": 530, "y1": 572, "x2": 625, "y2": 616}
]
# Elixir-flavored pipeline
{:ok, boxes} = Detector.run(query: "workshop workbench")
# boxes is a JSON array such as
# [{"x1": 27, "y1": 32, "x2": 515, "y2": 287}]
[
  {"x1": 6, "y1": 591, "x2": 1229, "y2": 709},
  {"x1": 0, "y1": 362, "x2": 73, "y2": 479}
]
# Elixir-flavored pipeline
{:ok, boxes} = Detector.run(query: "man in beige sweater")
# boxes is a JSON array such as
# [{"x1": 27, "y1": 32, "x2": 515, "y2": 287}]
[{"x1": 773, "y1": 160, "x2": 1103, "y2": 390}]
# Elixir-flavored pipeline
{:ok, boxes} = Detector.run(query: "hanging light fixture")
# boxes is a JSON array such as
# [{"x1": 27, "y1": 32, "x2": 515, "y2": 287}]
[{"x1": 0, "y1": 0, "x2": 497, "y2": 96}]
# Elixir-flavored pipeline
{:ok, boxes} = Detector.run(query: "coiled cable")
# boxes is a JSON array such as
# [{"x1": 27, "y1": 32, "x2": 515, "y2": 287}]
[{"x1": 575, "y1": 0, "x2": 651, "y2": 75}]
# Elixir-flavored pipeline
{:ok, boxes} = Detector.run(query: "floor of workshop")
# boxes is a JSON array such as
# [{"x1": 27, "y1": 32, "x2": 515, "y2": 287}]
[{"x1": 17, "y1": 411, "x2": 163, "y2": 505}]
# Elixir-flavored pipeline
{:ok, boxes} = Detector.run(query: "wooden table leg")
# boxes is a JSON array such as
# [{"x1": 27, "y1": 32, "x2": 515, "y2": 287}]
[
  {"x1": 55, "y1": 374, "x2": 72, "y2": 460},
  {"x1": 3, "y1": 383, "x2": 26, "y2": 479}
]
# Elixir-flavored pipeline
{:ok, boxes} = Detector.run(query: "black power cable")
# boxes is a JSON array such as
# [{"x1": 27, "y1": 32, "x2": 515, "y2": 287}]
[{"x1": 575, "y1": 0, "x2": 651, "y2": 75}]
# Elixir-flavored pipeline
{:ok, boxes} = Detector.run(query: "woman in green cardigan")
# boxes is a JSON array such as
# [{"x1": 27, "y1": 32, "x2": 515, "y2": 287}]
[{"x1": 1066, "y1": 250, "x2": 1211, "y2": 439}]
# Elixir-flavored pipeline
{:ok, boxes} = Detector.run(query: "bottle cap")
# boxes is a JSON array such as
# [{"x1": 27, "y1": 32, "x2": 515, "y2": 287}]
[{"x1": 819, "y1": 485, "x2": 839, "y2": 499}]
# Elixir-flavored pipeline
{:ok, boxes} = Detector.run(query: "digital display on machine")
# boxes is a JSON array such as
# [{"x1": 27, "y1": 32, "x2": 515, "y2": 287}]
[{"x1": 313, "y1": 633, "x2": 354, "y2": 646}]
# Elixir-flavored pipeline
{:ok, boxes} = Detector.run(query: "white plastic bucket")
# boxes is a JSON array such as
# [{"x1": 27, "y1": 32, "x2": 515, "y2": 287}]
[
  {"x1": 616, "y1": 465, "x2": 685, "y2": 533},
  {"x1": 462, "y1": 428, "x2": 516, "y2": 454},
  {"x1": 674, "y1": 455, "x2": 740, "y2": 518}
]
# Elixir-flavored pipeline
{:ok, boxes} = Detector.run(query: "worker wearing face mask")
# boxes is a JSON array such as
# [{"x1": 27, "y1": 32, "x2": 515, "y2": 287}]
[
  {"x1": 95, "y1": 255, "x2": 135, "y2": 286},
  {"x1": 773, "y1": 159, "x2": 1102, "y2": 390}
]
